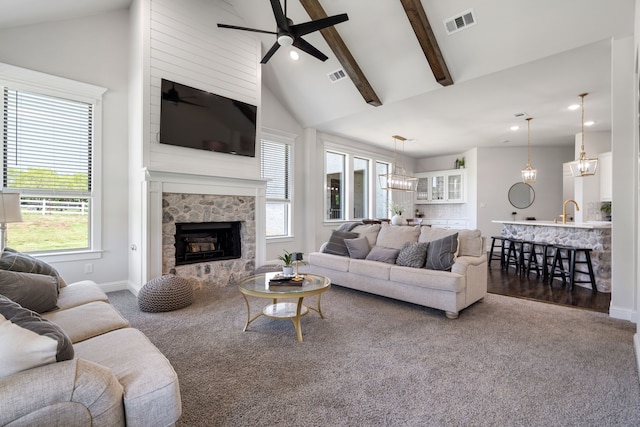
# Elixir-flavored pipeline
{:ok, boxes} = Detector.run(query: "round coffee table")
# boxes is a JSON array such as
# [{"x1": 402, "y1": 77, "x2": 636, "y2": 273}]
[{"x1": 238, "y1": 272, "x2": 331, "y2": 342}]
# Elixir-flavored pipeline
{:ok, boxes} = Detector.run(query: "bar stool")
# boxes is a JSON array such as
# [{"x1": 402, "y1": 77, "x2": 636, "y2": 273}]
[
  {"x1": 488, "y1": 236, "x2": 507, "y2": 268},
  {"x1": 549, "y1": 245, "x2": 597, "y2": 292},
  {"x1": 504, "y1": 239, "x2": 526, "y2": 274},
  {"x1": 525, "y1": 242, "x2": 555, "y2": 281}
]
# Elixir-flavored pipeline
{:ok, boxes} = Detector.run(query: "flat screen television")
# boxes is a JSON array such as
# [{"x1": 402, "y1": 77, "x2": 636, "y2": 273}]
[{"x1": 159, "y1": 79, "x2": 257, "y2": 157}]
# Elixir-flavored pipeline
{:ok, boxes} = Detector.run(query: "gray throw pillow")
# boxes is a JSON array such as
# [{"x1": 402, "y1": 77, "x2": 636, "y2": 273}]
[
  {"x1": 365, "y1": 246, "x2": 400, "y2": 264},
  {"x1": 0, "y1": 248, "x2": 66, "y2": 290},
  {"x1": 322, "y1": 230, "x2": 359, "y2": 257},
  {"x1": 396, "y1": 242, "x2": 429, "y2": 268},
  {"x1": 0, "y1": 295, "x2": 74, "y2": 378},
  {"x1": 425, "y1": 233, "x2": 459, "y2": 271},
  {"x1": 344, "y1": 236, "x2": 371, "y2": 259},
  {"x1": 0, "y1": 270, "x2": 59, "y2": 313}
]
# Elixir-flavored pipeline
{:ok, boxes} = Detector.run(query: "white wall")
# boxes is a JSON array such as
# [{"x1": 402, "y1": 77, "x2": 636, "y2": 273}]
[
  {"x1": 476, "y1": 145, "x2": 573, "y2": 239},
  {"x1": 0, "y1": 10, "x2": 131, "y2": 287}
]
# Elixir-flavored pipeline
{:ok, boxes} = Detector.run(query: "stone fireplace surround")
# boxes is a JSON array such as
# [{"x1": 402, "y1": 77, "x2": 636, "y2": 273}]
[{"x1": 144, "y1": 170, "x2": 267, "y2": 288}]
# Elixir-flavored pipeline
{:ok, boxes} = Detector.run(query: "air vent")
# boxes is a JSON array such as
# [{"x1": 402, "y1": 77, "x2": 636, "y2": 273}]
[
  {"x1": 327, "y1": 69, "x2": 347, "y2": 83},
  {"x1": 444, "y1": 9, "x2": 476, "y2": 35},
  {"x1": 514, "y1": 112, "x2": 527, "y2": 118}
]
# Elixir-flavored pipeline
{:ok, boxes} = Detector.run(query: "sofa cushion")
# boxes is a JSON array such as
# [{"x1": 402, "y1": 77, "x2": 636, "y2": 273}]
[
  {"x1": 376, "y1": 223, "x2": 420, "y2": 250},
  {"x1": 425, "y1": 233, "x2": 459, "y2": 271},
  {"x1": 390, "y1": 266, "x2": 465, "y2": 292},
  {"x1": 0, "y1": 248, "x2": 66, "y2": 289},
  {"x1": 42, "y1": 301, "x2": 130, "y2": 343},
  {"x1": 365, "y1": 246, "x2": 400, "y2": 264},
  {"x1": 351, "y1": 224, "x2": 381, "y2": 247},
  {"x1": 322, "y1": 230, "x2": 359, "y2": 256},
  {"x1": 349, "y1": 259, "x2": 392, "y2": 280},
  {"x1": 396, "y1": 242, "x2": 429, "y2": 268},
  {"x1": 55, "y1": 281, "x2": 109, "y2": 311},
  {"x1": 0, "y1": 295, "x2": 74, "y2": 378},
  {"x1": 457, "y1": 229, "x2": 484, "y2": 257},
  {"x1": 0, "y1": 270, "x2": 59, "y2": 313},
  {"x1": 309, "y1": 252, "x2": 351, "y2": 272},
  {"x1": 344, "y1": 237, "x2": 371, "y2": 259}
]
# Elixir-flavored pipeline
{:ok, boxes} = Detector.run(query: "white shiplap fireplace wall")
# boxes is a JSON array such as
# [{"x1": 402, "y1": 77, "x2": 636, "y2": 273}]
[{"x1": 128, "y1": 0, "x2": 265, "y2": 289}]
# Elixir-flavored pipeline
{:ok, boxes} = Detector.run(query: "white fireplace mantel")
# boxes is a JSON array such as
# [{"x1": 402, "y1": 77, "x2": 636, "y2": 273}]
[{"x1": 141, "y1": 168, "x2": 267, "y2": 284}]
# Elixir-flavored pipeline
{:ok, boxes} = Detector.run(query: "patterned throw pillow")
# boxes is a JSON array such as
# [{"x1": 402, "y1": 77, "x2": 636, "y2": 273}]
[
  {"x1": 396, "y1": 242, "x2": 429, "y2": 268},
  {"x1": 425, "y1": 233, "x2": 459, "y2": 271},
  {"x1": 0, "y1": 295, "x2": 74, "y2": 378},
  {"x1": 0, "y1": 248, "x2": 66, "y2": 289},
  {"x1": 322, "y1": 230, "x2": 359, "y2": 256}
]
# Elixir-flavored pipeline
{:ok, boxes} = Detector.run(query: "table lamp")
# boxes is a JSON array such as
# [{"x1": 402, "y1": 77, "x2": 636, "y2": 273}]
[
  {"x1": 291, "y1": 252, "x2": 304, "y2": 282},
  {"x1": 0, "y1": 192, "x2": 23, "y2": 252}
]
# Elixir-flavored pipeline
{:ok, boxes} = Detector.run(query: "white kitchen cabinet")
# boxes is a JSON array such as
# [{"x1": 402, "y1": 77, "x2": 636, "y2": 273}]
[
  {"x1": 415, "y1": 169, "x2": 466, "y2": 204},
  {"x1": 599, "y1": 151, "x2": 612, "y2": 202}
]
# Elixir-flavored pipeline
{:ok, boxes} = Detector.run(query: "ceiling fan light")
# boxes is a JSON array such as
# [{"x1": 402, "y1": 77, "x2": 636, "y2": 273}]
[{"x1": 277, "y1": 34, "x2": 294, "y2": 46}]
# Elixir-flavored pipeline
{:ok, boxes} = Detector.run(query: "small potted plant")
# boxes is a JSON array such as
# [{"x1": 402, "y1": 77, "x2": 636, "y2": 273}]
[
  {"x1": 388, "y1": 201, "x2": 405, "y2": 225},
  {"x1": 278, "y1": 250, "x2": 295, "y2": 276}
]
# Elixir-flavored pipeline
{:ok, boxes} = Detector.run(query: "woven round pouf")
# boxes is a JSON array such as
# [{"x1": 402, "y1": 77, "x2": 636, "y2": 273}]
[{"x1": 138, "y1": 275, "x2": 194, "y2": 313}]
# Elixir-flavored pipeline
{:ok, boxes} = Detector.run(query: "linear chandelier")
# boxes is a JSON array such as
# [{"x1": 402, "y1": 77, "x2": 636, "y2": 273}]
[
  {"x1": 521, "y1": 117, "x2": 537, "y2": 183},
  {"x1": 569, "y1": 93, "x2": 598, "y2": 177},
  {"x1": 379, "y1": 135, "x2": 418, "y2": 192}
]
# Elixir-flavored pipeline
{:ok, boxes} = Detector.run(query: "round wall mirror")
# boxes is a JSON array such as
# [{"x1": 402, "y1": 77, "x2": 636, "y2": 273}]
[{"x1": 508, "y1": 182, "x2": 535, "y2": 209}]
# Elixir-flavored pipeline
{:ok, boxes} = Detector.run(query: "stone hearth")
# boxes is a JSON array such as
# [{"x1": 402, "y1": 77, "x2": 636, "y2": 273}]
[{"x1": 162, "y1": 193, "x2": 256, "y2": 287}]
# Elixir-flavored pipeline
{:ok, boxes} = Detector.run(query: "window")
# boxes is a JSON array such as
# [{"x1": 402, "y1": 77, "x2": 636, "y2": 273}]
[
  {"x1": 375, "y1": 161, "x2": 390, "y2": 218},
  {"x1": 1, "y1": 64, "x2": 105, "y2": 254},
  {"x1": 261, "y1": 139, "x2": 291, "y2": 237},
  {"x1": 325, "y1": 151, "x2": 345, "y2": 220},
  {"x1": 353, "y1": 157, "x2": 369, "y2": 219}
]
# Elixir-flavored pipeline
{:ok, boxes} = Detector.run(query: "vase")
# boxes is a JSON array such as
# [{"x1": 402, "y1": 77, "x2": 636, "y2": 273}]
[
  {"x1": 391, "y1": 214, "x2": 404, "y2": 226},
  {"x1": 282, "y1": 266, "x2": 294, "y2": 276}
]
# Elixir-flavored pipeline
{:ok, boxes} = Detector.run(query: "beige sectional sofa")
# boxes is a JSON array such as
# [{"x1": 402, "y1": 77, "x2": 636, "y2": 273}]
[
  {"x1": 306, "y1": 223, "x2": 487, "y2": 319},
  {"x1": 0, "y1": 275, "x2": 182, "y2": 426}
]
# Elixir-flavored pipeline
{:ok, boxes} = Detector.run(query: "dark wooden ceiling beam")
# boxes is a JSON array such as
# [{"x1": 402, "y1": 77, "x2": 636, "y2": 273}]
[
  {"x1": 399, "y1": 0, "x2": 453, "y2": 86},
  {"x1": 299, "y1": 0, "x2": 382, "y2": 107}
]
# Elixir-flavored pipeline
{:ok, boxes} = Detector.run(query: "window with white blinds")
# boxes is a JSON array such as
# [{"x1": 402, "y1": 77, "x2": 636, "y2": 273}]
[
  {"x1": 261, "y1": 139, "x2": 291, "y2": 237},
  {"x1": 3, "y1": 88, "x2": 92, "y2": 195}
]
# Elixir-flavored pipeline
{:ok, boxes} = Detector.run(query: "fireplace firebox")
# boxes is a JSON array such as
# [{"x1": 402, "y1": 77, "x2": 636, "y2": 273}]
[{"x1": 174, "y1": 222, "x2": 241, "y2": 265}]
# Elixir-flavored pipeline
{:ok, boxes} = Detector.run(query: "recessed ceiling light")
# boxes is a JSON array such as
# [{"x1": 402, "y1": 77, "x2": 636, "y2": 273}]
[
  {"x1": 584, "y1": 120, "x2": 595, "y2": 126},
  {"x1": 510, "y1": 126, "x2": 519, "y2": 131},
  {"x1": 289, "y1": 50, "x2": 299, "y2": 60},
  {"x1": 568, "y1": 104, "x2": 580, "y2": 110}
]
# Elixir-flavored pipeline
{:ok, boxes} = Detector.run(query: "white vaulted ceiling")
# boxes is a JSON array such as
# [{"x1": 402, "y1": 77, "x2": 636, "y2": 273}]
[{"x1": 1, "y1": 0, "x2": 634, "y2": 157}]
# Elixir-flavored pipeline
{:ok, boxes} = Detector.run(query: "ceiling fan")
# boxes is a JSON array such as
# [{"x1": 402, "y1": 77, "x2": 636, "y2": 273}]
[
  {"x1": 162, "y1": 83, "x2": 205, "y2": 107},
  {"x1": 217, "y1": 0, "x2": 348, "y2": 64}
]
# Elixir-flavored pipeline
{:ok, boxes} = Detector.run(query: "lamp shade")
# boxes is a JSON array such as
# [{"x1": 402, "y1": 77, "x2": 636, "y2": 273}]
[
  {"x1": 291, "y1": 252, "x2": 304, "y2": 262},
  {"x1": 0, "y1": 193, "x2": 23, "y2": 223}
]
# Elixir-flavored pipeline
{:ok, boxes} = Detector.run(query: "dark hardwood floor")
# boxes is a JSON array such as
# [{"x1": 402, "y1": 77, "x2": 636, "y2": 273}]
[{"x1": 486, "y1": 259, "x2": 611, "y2": 314}]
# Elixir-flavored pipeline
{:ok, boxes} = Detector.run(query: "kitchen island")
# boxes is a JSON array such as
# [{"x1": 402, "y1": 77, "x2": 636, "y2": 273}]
[{"x1": 492, "y1": 220, "x2": 611, "y2": 292}]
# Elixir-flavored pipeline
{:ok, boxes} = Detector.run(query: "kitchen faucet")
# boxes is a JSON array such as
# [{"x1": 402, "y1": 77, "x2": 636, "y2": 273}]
[{"x1": 560, "y1": 199, "x2": 579, "y2": 224}]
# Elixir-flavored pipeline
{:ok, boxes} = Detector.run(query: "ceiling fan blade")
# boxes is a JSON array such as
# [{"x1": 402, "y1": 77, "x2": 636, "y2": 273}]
[
  {"x1": 292, "y1": 38, "x2": 328, "y2": 62},
  {"x1": 290, "y1": 13, "x2": 348, "y2": 37},
  {"x1": 269, "y1": 0, "x2": 289, "y2": 30},
  {"x1": 260, "y1": 41, "x2": 282, "y2": 64},
  {"x1": 217, "y1": 23, "x2": 277, "y2": 35}
]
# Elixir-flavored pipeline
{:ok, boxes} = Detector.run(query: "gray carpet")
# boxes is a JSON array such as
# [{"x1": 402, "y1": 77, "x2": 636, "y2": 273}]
[{"x1": 108, "y1": 284, "x2": 640, "y2": 426}]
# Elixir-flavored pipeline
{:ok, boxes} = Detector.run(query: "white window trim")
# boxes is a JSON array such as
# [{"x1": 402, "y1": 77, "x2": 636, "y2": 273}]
[
  {"x1": 0, "y1": 62, "x2": 107, "y2": 259},
  {"x1": 261, "y1": 128, "x2": 296, "y2": 239}
]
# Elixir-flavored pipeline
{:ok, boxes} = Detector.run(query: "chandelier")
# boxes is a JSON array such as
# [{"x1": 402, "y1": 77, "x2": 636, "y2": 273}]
[
  {"x1": 379, "y1": 135, "x2": 418, "y2": 192},
  {"x1": 521, "y1": 117, "x2": 537, "y2": 183},
  {"x1": 569, "y1": 93, "x2": 598, "y2": 177}
]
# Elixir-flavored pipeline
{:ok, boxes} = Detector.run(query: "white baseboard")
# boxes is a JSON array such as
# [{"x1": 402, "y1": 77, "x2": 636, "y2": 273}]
[
  {"x1": 609, "y1": 304, "x2": 638, "y2": 323},
  {"x1": 634, "y1": 334, "x2": 640, "y2": 382},
  {"x1": 96, "y1": 280, "x2": 141, "y2": 296}
]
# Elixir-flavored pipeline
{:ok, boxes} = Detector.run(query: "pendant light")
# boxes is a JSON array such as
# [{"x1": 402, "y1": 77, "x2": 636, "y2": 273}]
[
  {"x1": 379, "y1": 135, "x2": 418, "y2": 192},
  {"x1": 521, "y1": 117, "x2": 537, "y2": 183},
  {"x1": 569, "y1": 93, "x2": 598, "y2": 177}
]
